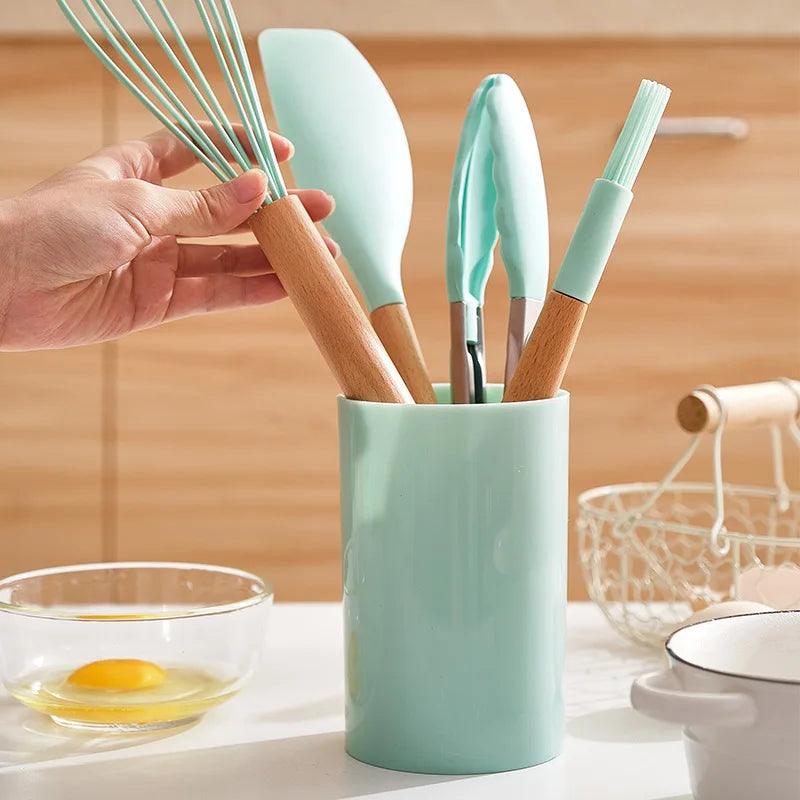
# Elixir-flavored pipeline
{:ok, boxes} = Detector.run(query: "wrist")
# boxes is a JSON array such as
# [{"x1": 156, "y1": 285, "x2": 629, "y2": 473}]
[{"x1": 0, "y1": 199, "x2": 18, "y2": 340}]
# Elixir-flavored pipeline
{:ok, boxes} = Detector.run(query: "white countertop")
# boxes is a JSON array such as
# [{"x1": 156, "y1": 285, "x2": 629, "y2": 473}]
[{"x1": 0, "y1": 603, "x2": 691, "y2": 800}]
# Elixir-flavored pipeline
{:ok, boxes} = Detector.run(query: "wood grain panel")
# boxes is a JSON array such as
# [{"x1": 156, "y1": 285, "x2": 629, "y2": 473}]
[
  {"x1": 105, "y1": 39, "x2": 799, "y2": 599},
  {"x1": 0, "y1": 42, "x2": 105, "y2": 577}
]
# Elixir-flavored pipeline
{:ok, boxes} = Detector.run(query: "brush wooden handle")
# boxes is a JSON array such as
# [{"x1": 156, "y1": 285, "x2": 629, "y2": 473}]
[
  {"x1": 503, "y1": 290, "x2": 587, "y2": 403},
  {"x1": 249, "y1": 196, "x2": 413, "y2": 404},
  {"x1": 370, "y1": 303, "x2": 436, "y2": 404},
  {"x1": 677, "y1": 380, "x2": 800, "y2": 433}
]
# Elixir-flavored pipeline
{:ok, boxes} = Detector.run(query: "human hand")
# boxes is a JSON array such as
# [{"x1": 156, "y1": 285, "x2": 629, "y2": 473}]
[{"x1": 0, "y1": 125, "x2": 337, "y2": 350}]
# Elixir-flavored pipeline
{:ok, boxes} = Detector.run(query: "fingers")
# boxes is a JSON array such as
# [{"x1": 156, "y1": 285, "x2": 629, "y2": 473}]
[
  {"x1": 164, "y1": 273, "x2": 287, "y2": 323},
  {"x1": 226, "y1": 189, "x2": 335, "y2": 233},
  {"x1": 322, "y1": 236, "x2": 341, "y2": 259},
  {"x1": 177, "y1": 237, "x2": 340, "y2": 279},
  {"x1": 290, "y1": 188, "x2": 335, "y2": 223},
  {"x1": 141, "y1": 124, "x2": 294, "y2": 180},
  {"x1": 127, "y1": 170, "x2": 269, "y2": 239},
  {"x1": 120, "y1": 170, "x2": 338, "y2": 242},
  {"x1": 177, "y1": 243, "x2": 272, "y2": 278},
  {"x1": 97, "y1": 124, "x2": 294, "y2": 183}
]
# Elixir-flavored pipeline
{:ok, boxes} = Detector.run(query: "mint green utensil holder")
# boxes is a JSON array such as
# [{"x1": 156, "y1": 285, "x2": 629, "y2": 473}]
[{"x1": 338, "y1": 385, "x2": 568, "y2": 775}]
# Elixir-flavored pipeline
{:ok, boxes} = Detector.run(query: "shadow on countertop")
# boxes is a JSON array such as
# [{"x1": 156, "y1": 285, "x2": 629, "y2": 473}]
[
  {"x1": 567, "y1": 705, "x2": 680, "y2": 744},
  {"x1": 0, "y1": 694, "x2": 189, "y2": 770},
  {"x1": 0, "y1": 731, "x2": 467, "y2": 800}
]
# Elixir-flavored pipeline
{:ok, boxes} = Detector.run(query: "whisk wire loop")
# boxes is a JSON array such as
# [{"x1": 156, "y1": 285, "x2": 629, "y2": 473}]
[
  {"x1": 193, "y1": 0, "x2": 270, "y2": 177},
  {"x1": 152, "y1": 0, "x2": 248, "y2": 167},
  {"x1": 84, "y1": 0, "x2": 237, "y2": 181},
  {"x1": 133, "y1": 0, "x2": 251, "y2": 172},
  {"x1": 57, "y1": 0, "x2": 287, "y2": 200},
  {"x1": 217, "y1": 0, "x2": 285, "y2": 196},
  {"x1": 57, "y1": 0, "x2": 229, "y2": 181}
]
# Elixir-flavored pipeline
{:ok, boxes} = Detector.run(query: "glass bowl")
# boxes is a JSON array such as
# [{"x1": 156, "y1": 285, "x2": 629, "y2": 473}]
[{"x1": 0, "y1": 562, "x2": 272, "y2": 732}]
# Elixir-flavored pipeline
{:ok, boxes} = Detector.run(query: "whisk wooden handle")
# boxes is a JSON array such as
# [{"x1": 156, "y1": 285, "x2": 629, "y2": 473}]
[
  {"x1": 677, "y1": 380, "x2": 800, "y2": 433},
  {"x1": 249, "y1": 196, "x2": 413, "y2": 404},
  {"x1": 503, "y1": 290, "x2": 587, "y2": 402},
  {"x1": 370, "y1": 304, "x2": 436, "y2": 404}
]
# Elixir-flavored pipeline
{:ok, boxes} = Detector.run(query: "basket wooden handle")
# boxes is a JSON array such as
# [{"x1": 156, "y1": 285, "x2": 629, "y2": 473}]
[
  {"x1": 677, "y1": 380, "x2": 800, "y2": 433},
  {"x1": 249, "y1": 196, "x2": 413, "y2": 404}
]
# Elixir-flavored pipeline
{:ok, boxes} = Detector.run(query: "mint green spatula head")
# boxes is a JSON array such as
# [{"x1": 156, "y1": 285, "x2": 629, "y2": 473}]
[{"x1": 259, "y1": 29, "x2": 412, "y2": 311}]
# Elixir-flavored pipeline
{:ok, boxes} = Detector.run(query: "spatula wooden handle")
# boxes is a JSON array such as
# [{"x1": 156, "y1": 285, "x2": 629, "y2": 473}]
[
  {"x1": 249, "y1": 196, "x2": 413, "y2": 404},
  {"x1": 677, "y1": 380, "x2": 800, "y2": 433},
  {"x1": 370, "y1": 303, "x2": 436, "y2": 404},
  {"x1": 503, "y1": 290, "x2": 587, "y2": 403}
]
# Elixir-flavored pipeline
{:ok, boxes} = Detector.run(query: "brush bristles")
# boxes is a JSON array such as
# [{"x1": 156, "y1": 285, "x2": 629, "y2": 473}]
[{"x1": 603, "y1": 79, "x2": 671, "y2": 190}]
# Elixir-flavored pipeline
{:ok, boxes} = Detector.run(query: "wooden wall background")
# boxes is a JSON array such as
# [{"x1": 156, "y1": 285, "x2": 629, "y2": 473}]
[{"x1": 0, "y1": 38, "x2": 797, "y2": 599}]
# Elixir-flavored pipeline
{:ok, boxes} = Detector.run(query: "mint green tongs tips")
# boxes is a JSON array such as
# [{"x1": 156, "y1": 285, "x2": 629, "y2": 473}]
[
  {"x1": 505, "y1": 79, "x2": 670, "y2": 403},
  {"x1": 447, "y1": 74, "x2": 549, "y2": 404}
]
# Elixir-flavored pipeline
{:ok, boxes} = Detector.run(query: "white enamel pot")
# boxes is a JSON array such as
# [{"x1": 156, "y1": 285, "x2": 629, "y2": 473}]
[{"x1": 631, "y1": 611, "x2": 800, "y2": 800}]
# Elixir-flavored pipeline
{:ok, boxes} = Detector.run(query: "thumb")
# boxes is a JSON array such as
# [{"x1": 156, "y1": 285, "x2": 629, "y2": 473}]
[{"x1": 132, "y1": 170, "x2": 268, "y2": 238}]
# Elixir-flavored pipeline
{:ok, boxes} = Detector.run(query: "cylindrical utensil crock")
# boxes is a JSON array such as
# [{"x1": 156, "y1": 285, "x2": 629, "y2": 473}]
[{"x1": 338, "y1": 384, "x2": 569, "y2": 774}]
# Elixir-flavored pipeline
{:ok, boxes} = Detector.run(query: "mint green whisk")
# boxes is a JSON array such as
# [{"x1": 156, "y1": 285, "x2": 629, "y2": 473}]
[
  {"x1": 57, "y1": 0, "x2": 413, "y2": 404},
  {"x1": 57, "y1": 0, "x2": 286, "y2": 198}
]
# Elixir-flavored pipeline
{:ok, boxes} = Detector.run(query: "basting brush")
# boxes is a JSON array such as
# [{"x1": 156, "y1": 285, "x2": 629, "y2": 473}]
[{"x1": 503, "y1": 79, "x2": 671, "y2": 403}]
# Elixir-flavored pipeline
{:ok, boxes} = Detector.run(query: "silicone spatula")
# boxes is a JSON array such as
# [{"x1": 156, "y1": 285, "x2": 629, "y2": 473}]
[{"x1": 259, "y1": 29, "x2": 436, "y2": 404}]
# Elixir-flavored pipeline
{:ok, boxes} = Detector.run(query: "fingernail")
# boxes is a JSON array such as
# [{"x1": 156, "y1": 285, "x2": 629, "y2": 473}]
[
  {"x1": 332, "y1": 240, "x2": 341, "y2": 259},
  {"x1": 279, "y1": 135, "x2": 295, "y2": 159},
  {"x1": 327, "y1": 193, "x2": 336, "y2": 212},
  {"x1": 233, "y1": 169, "x2": 268, "y2": 204}
]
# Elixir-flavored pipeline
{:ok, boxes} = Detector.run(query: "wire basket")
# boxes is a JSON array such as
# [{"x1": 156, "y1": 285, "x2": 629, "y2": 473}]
[{"x1": 578, "y1": 380, "x2": 800, "y2": 648}]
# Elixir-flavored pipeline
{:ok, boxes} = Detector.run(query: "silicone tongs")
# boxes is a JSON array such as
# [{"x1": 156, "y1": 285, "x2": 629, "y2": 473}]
[{"x1": 446, "y1": 74, "x2": 549, "y2": 404}]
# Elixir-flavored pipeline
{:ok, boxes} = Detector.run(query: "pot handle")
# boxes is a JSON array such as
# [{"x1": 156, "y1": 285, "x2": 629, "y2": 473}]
[{"x1": 631, "y1": 669, "x2": 757, "y2": 728}]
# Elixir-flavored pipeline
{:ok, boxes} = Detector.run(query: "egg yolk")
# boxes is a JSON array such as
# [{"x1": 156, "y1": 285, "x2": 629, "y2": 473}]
[{"x1": 67, "y1": 659, "x2": 166, "y2": 691}]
